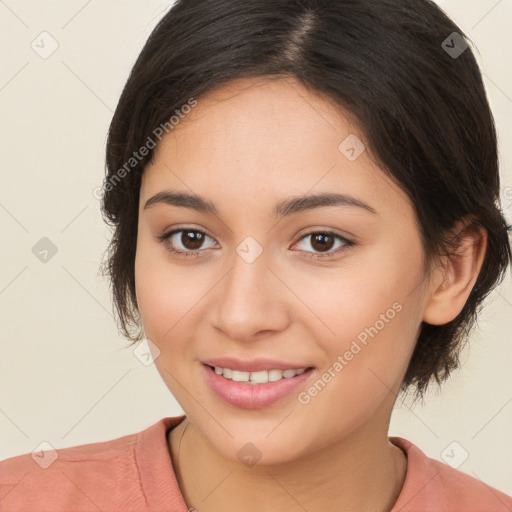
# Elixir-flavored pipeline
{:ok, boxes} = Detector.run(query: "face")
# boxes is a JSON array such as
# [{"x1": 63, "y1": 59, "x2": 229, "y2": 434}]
[{"x1": 135, "y1": 76, "x2": 433, "y2": 465}]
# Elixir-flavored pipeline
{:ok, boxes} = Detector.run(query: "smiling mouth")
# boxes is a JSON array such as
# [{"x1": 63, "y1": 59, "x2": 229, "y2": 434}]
[{"x1": 204, "y1": 364, "x2": 315, "y2": 385}]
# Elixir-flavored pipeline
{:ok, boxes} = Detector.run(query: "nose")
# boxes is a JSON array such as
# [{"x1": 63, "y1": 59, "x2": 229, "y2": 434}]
[{"x1": 212, "y1": 248, "x2": 290, "y2": 343}]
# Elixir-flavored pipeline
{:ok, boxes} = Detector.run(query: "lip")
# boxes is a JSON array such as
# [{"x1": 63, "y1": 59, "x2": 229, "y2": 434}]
[
  {"x1": 202, "y1": 363, "x2": 316, "y2": 409},
  {"x1": 201, "y1": 356, "x2": 312, "y2": 372}
]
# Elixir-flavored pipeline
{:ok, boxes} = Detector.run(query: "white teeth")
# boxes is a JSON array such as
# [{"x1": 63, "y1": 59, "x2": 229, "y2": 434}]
[
  {"x1": 250, "y1": 370, "x2": 269, "y2": 384},
  {"x1": 212, "y1": 366, "x2": 308, "y2": 384},
  {"x1": 268, "y1": 369, "x2": 283, "y2": 382},
  {"x1": 231, "y1": 370, "x2": 250, "y2": 382}
]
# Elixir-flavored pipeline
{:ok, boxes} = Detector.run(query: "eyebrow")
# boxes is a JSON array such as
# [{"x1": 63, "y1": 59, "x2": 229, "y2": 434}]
[{"x1": 143, "y1": 190, "x2": 378, "y2": 217}]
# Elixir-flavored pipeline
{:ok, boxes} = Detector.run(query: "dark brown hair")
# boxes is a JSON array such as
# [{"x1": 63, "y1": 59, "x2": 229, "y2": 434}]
[{"x1": 99, "y1": 0, "x2": 512, "y2": 401}]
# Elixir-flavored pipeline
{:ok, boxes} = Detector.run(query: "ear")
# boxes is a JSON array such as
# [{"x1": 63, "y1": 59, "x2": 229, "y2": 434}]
[{"x1": 423, "y1": 220, "x2": 487, "y2": 326}]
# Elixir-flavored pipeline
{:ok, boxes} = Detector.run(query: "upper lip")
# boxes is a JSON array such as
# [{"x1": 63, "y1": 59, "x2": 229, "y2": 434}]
[{"x1": 202, "y1": 357, "x2": 313, "y2": 372}]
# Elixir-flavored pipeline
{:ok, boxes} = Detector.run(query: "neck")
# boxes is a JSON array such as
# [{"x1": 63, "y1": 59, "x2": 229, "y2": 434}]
[{"x1": 167, "y1": 415, "x2": 407, "y2": 512}]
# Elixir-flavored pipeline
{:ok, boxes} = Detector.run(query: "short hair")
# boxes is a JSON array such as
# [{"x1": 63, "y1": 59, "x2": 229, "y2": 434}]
[{"x1": 99, "y1": 0, "x2": 512, "y2": 402}]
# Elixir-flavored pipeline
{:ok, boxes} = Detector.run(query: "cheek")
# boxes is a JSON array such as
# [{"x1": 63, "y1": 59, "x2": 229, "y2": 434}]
[
  {"x1": 295, "y1": 241, "x2": 420, "y2": 332},
  {"x1": 294, "y1": 240, "x2": 424, "y2": 390},
  {"x1": 134, "y1": 238, "x2": 195, "y2": 344},
  {"x1": 292, "y1": 275, "x2": 422, "y2": 446},
  {"x1": 134, "y1": 234, "x2": 224, "y2": 370},
  {"x1": 134, "y1": 246, "x2": 203, "y2": 404}
]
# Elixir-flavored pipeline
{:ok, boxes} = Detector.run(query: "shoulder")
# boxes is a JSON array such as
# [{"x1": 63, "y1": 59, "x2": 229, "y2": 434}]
[
  {"x1": 0, "y1": 416, "x2": 184, "y2": 512},
  {"x1": 0, "y1": 428, "x2": 139, "y2": 511},
  {"x1": 390, "y1": 436, "x2": 512, "y2": 511}
]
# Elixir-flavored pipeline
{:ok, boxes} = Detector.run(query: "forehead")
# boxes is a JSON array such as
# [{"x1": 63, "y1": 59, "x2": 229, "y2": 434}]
[
  {"x1": 156, "y1": 75, "x2": 362, "y2": 168},
  {"x1": 141, "y1": 76, "x2": 412, "y2": 220}
]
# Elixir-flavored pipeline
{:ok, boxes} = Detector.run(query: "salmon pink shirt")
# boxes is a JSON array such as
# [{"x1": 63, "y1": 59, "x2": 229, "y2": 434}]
[{"x1": 1, "y1": 415, "x2": 511, "y2": 511}]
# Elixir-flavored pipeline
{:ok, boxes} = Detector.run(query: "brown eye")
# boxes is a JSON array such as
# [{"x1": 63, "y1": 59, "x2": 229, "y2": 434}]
[
  {"x1": 156, "y1": 228, "x2": 217, "y2": 257},
  {"x1": 293, "y1": 231, "x2": 354, "y2": 260},
  {"x1": 310, "y1": 233, "x2": 336, "y2": 253},
  {"x1": 179, "y1": 230, "x2": 205, "y2": 250}
]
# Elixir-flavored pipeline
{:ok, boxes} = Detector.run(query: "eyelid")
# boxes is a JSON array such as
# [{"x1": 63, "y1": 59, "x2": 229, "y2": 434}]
[{"x1": 294, "y1": 225, "x2": 356, "y2": 242}]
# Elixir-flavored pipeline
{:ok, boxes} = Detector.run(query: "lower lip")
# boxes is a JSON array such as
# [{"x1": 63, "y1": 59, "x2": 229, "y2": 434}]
[{"x1": 202, "y1": 364, "x2": 315, "y2": 409}]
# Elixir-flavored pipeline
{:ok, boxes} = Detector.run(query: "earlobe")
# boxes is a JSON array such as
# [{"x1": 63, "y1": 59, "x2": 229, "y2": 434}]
[{"x1": 422, "y1": 222, "x2": 487, "y2": 326}]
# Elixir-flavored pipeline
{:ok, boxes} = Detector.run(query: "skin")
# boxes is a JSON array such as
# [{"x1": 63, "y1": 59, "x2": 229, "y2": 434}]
[{"x1": 134, "y1": 76, "x2": 487, "y2": 511}]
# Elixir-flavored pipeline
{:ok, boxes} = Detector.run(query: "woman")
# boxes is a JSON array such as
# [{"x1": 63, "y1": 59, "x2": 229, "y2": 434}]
[{"x1": 1, "y1": 0, "x2": 511, "y2": 510}]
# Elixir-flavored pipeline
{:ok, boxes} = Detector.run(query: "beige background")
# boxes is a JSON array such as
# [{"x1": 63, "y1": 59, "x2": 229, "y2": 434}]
[{"x1": 1, "y1": 0, "x2": 511, "y2": 495}]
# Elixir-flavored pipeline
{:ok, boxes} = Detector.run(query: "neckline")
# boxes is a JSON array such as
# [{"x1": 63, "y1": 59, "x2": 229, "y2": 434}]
[
  {"x1": 140, "y1": 416, "x2": 418, "y2": 511},
  {"x1": 136, "y1": 415, "x2": 188, "y2": 510}
]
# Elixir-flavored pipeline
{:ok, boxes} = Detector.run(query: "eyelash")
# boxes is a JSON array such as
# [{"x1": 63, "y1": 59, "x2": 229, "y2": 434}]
[{"x1": 156, "y1": 227, "x2": 355, "y2": 260}]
